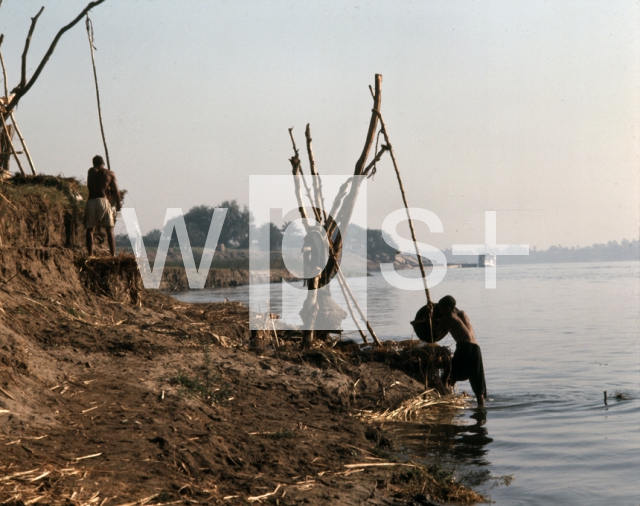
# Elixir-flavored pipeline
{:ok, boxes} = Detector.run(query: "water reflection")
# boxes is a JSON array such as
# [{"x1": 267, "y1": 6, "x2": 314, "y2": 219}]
[{"x1": 381, "y1": 406, "x2": 494, "y2": 487}]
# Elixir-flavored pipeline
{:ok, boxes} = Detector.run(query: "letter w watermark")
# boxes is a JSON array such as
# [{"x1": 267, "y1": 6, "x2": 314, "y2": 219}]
[{"x1": 121, "y1": 208, "x2": 227, "y2": 289}]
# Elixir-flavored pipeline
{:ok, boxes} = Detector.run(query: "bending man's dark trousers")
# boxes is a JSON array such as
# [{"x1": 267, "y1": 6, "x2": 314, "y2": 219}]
[{"x1": 444, "y1": 342, "x2": 487, "y2": 400}]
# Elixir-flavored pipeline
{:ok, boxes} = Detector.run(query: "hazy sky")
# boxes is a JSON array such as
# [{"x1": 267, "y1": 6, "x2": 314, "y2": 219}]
[{"x1": 1, "y1": 0, "x2": 638, "y2": 250}]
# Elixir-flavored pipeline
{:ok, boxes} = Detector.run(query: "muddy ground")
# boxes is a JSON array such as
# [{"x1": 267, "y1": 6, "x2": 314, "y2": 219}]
[{"x1": 0, "y1": 248, "x2": 486, "y2": 506}]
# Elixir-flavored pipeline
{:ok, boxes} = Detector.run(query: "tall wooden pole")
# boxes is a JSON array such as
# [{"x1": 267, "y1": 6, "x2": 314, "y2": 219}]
[
  {"x1": 374, "y1": 110, "x2": 434, "y2": 342},
  {"x1": 85, "y1": 15, "x2": 111, "y2": 171}
]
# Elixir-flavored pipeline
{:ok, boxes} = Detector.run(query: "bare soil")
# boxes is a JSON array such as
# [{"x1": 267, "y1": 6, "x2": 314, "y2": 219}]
[
  {"x1": 0, "y1": 178, "x2": 484, "y2": 505},
  {"x1": 0, "y1": 250, "x2": 487, "y2": 505}
]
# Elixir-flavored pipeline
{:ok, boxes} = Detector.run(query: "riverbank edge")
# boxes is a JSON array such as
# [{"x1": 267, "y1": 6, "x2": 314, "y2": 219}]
[{"x1": 0, "y1": 245, "x2": 485, "y2": 505}]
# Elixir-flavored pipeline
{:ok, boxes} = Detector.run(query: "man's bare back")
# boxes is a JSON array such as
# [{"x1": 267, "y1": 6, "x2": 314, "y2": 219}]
[
  {"x1": 87, "y1": 165, "x2": 120, "y2": 210},
  {"x1": 428, "y1": 295, "x2": 485, "y2": 406},
  {"x1": 431, "y1": 306, "x2": 476, "y2": 344},
  {"x1": 441, "y1": 309, "x2": 477, "y2": 344}
]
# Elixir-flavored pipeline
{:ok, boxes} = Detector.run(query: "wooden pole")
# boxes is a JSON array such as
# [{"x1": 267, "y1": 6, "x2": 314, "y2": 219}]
[
  {"x1": 8, "y1": 114, "x2": 35, "y2": 175},
  {"x1": 85, "y1": 15, "x2": 111, "y2": 171},
  {"x1": 374, "y1": 111, "x2": 431, "y2": 305},
  {"x1": 0, "y1": 46, "x2": 36, "y2": 175},
  {"x1": 335, "y1": 271, "x2": 368, "y2": 344},
  {"x1": 336, "y1": 268, "x2": 381, "y2": 346},
  {"x1": 0, "y1": 44, "x2": 8, "y2": 98},
  {"x1": 374, "y1": 110, "x2": 434, "y2": 342},
  {"x1": 0, "y1": 114, "x2": 25, "y2": 176}
]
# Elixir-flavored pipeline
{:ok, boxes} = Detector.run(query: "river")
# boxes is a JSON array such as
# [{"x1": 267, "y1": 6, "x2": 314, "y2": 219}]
[{"x1": 173, "y1": 261, "x2": 640, "y2": 505}]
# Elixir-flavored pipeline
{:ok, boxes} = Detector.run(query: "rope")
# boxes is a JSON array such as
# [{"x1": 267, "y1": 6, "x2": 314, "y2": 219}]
[{"x1": 85, "y1": 14, "x2": 111, "y2": 171}]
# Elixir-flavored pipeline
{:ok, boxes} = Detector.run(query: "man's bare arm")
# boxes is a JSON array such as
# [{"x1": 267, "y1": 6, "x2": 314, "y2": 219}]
[{"x1": 108, "y1": 171, "x2": 121, "y2": 211}]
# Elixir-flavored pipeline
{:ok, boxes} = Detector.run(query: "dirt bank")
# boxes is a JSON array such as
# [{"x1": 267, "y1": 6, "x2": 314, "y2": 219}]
[
  {"x1": 158, "y1": 267, "x2": 298, "y2": 292},
  {"x1": 0, "y1": 249, "x2": 485, "y2": 505},
  {"x1": 0, "y1": 176, "x2": 485, "y2": 504}
]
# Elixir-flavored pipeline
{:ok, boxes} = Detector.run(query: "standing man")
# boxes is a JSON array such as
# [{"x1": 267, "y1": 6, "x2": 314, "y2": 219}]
[
  {"x1": 85, "y1": 155, "x2": 121, "y2": 256},
  {"x1": 430, "y1": 295, "x2": 487, "y2": 407}
]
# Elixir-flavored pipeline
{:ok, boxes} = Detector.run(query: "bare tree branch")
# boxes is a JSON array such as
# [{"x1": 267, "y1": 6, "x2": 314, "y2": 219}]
[
  {"x1": 8, "y1": 0, "x2": 107, "y2": 112},
  {"x1": 288, "y1": 127, "x2": 322, "y2": 223},
  {"x1": 20, "y1": 6, "x2": 45, "y2": 90},
  {"x1": 305, "y1": 123, "x2": 327, "y2": 223},
  {"x1": 327, "y1": 74, "x2": 382, "y2": 242}
]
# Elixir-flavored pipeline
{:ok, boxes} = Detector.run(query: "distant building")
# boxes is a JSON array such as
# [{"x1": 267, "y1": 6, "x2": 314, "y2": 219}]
[{"x1": 478, "y1": 254, "x2": 496, "y2": 267}]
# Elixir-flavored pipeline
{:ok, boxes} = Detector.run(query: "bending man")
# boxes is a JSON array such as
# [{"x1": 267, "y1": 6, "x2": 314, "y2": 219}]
[
  {"x1": 85, "y1": 155, "x2": 121, "y2": 256},
  {"x1": 432, "y1": 295, "x2": 487, "y2": 407}
]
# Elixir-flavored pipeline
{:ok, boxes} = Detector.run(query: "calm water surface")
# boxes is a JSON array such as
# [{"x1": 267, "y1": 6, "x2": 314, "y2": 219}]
[{"x1": 174, "y1": 262, "x2": 640, "y2": 505}]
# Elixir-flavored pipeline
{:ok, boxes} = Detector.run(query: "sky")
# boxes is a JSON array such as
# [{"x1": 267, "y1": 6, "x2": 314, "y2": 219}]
[{"x1": 0, "y1": 0, "x2": 638, "y2": 251}]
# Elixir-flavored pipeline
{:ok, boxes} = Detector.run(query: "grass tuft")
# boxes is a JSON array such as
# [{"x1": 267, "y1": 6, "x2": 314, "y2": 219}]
[{"x1": 169, "y1": 347, "x2": 232, "y2": 403}]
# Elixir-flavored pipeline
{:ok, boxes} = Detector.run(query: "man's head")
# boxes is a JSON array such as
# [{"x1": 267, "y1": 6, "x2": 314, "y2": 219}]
[
  {"x1": 437, "y1": 295, "x2": 456, "y2": 313},
  {"x1": 92, "y1": 155, "x2": 105, "y2": 168}
]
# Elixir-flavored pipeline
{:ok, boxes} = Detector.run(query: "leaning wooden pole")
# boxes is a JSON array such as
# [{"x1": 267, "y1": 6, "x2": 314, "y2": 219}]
[
  {"x1": 336, "y1": 268, "x2": 381, "y2": 346},
  {"x1": 0, "y1": 44, "x2": 8, "y2": 97},
  {"x1": 335, "y1": 272, "x2": 368, "y2": 344},
  {"x1": 0, "y1": 45, "x2": 36, "y2": 175},
  {"x1": 0, "y1": 113, "x2": 25, "y2": 176},
  {"x1": 374, "y1": 110, "x2": 434, "y2": 342},
  {"x1": 9, "y1": 114, "x2": 36, "y2": 174},
  {"x1": 85, "y1": 15, "x2": 111, "y2": 171}
]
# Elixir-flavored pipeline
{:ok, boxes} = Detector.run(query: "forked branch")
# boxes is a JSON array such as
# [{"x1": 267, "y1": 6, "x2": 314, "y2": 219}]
[
  {"x1": 8, "y1": 0, "x2": 107, "y2": 112},
  {"x1": 20, "y1": 6, "x2": 45, "y2": 90}
]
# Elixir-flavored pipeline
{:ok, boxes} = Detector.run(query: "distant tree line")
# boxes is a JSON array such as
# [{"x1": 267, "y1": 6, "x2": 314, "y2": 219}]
[
  {"x1": 116, "y1": 201, "x2": 398, "y2": 262},
  {"x1": 442, "y1": 239, "x2": 640, "y2": 264}
]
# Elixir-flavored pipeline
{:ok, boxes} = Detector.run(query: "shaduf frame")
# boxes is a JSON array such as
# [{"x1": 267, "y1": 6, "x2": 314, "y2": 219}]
[{"x1": 287, "y1": 74, "x2": 434, "y2": 349}]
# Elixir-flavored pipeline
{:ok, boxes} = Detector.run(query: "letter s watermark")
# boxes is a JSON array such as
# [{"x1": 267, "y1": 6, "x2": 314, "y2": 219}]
[{"x1": 379, "y1": 208, "x2": 447, "y2": 290}]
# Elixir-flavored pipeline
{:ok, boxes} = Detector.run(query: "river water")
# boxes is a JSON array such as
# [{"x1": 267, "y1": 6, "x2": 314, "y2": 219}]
[{"x1": 173, "y1": 261, "x2": 640, "y2": 505}]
